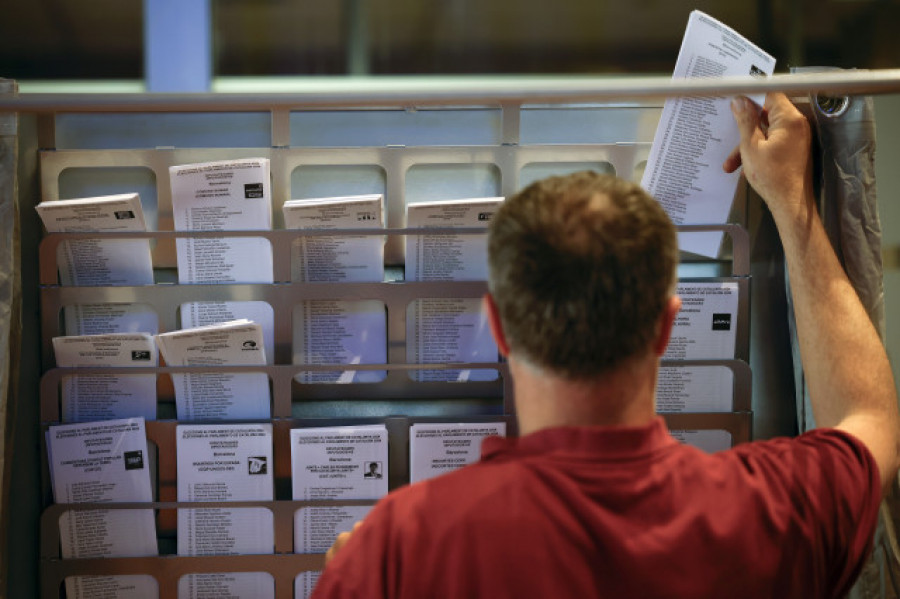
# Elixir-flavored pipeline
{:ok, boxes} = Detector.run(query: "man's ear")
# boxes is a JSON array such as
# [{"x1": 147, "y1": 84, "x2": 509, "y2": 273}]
[
  {"x1": 483, "y1": 294, "x2": 510, "y2": 357},
  {"x1": 652, "y1": 295, "x2": 682, "y2": 357}
]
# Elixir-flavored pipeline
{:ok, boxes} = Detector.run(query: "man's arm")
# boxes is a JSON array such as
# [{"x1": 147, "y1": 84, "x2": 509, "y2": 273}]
[{"x1": 726, "y1": 92, "x2": 900, "y2": 493}]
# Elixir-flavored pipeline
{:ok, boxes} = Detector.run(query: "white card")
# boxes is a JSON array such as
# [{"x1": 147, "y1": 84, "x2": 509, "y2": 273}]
[
  {"x1": 156, "y1": 321, "x2": 270, "y2": 420},
  {"x1": 290, "y1": 425, "x2": 389, "y2": 500},
  {"x1": 294, "y1": 505, "x2": 372, "y2": 554},
  {"x1": 176, "y1": 424, "x2": 274, "y2": 557},
  {"x1": 170, "y1": 158, "x2": 273, "y2": 284},
  {"x1": 292, "y1": 300, "x2": 386, "y2": 384},
  {"x1": 665, "y1": 282, "x2": 739, "y2": 359},
  {"x1": 410, "y1": 422, "x2": 506, "y2": 483},
  {"x1": 48, "y1": 418, "x2": 156, "y2": 559},
  {"x1": 178, "y1": 572, "x2": 274, "y2": 599},
  {"x1": 35, "y1": 193, "x2": 154, "y2": 287},
  {"x1": 656, "y1": 366, "x2": 734, "y2": 412},
  {"x1": 641, "y1": 11, "x2": 776, "y2": 257},
  {"x1": 282, "y1": 194, "x2": 385, "y2": 283}
]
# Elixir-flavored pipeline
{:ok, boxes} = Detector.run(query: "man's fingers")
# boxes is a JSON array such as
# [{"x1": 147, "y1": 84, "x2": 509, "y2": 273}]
[
  {"x1": 722, "y1": 145, "x2": 742, "y2": 173},
  {"x1": 731, "y1": 96, "x2": 762, "y2": 150}
]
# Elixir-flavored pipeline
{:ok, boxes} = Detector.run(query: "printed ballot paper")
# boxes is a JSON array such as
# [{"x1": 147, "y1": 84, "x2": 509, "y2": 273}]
[
  {"x1": 63, "y1": 303, "x2": 159, "y2": 337},
  {"x1": 295, "y1": 573, "x2": 321, "y2": 599},
  {"x1": 179, "y1": 301, "x2": 275, "y2": 366},
  {"x1": 290, "y1": 425, "x2": 389, "y2": 501},
  {"x1": 283, "y1": 195, "x2": 387, "y2": 383},
  {"x1": 47, "y1": 418, "x2": 157, "y2": 599},
  {"x1": 36, "y1": 193, "x2": 157, "y2": 337},
  {"x1": 294, "y1": 505, "x2": 373, "y2": 553},
  {"x1": 177, "y1": 423, "x2": 275, "y2": 599},
  {"x1": 671, "y1": 429, "x2": 733, "y2": 453},
  {"x1": 409, "y1": 422, "x2": 506, "y2": 483},
  {"x1": 35, "y1": 193, "x2": 154, "y2": 287},
  {"x1": 52, "y1": 333, "x2": 158, "y2": 423},
  {"x1": 405, "y1": 198, "x2": 502, "y2": 382},
  {"x1": 656, "y1": 366, "x2": 734, "y2": 413},
  {"x1": 665, "y1": 282, "x2": 739, "y2": 360},
  {"x1": 170, "y1": 157, "x2": 273, "y2": 284},
  {"x1": 64, "y1": 575, "x2": 158, "y2": 599},
  {"x1": 641, "y1": 11, "x2": 775, "y2": 257},
  {"x1": 155, "y1": 320, "x2": 270, "y2": 420}
]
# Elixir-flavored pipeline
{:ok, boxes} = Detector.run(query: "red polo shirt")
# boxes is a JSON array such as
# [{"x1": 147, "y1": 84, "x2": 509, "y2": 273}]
[{"x1": 312, "y1": 418, "x2": 880, "y2": 598}]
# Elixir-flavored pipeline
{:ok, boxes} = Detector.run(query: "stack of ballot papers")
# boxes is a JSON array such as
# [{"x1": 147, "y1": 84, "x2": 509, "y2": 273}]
[
  {"x1": 35, "y1": 193, "x2": 158, "y2": 336},
  {"x1": 47, "y1": 417, "x2": 157, "y2": 599},
  {"x1": 641, "y1": 10, "x2": 775, "y2": 258},
  {"x1": 52, "y1": 333, "x2": 158, "y2": 422},
  {"x1": 177, "y1": 423, "x2": 274, "y2": 599},
  {"x1": 170, "y1": 157, "x2": 273, "y2": 285},
  {"x1": 290, "y1": 425, "x2": 388, "y2": 564},
  {"x1": 405, "y1": 198, "x2": 502, "y2": 382},
  {"x1": 409, "y1": 422, "x2": 506, "y2": 483},
  {"x1": 283, "y1": 194, "x2": 387, "y2": 384},
  {"x1": 155, "y1": 320, "x2": 270, "y2": 420}
]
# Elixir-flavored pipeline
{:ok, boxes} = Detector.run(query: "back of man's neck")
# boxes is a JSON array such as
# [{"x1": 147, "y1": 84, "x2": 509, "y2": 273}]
[{"x1": 510, "y1": 355, "x2": 659, "y2": 437}]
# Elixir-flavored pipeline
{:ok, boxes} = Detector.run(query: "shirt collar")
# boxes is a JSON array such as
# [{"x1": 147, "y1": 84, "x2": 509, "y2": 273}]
[{"x1": 481, "y1": 417, "x2": 676, "y2": 461}]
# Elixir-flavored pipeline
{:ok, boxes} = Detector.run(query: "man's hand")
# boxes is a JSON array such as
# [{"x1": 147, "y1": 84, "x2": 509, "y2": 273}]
[
  {"x1": 723, "y1": 93, "x2": 816, "y2": 221},
  {"x1": 325, "y1": 520, "x2": 363, "y2": 565}
]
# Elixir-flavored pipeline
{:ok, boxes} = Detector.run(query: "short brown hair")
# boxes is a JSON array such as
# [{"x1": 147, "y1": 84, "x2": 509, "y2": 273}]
[{"x1": 488, "y1": 171, "x2": 678, "y2": 379}]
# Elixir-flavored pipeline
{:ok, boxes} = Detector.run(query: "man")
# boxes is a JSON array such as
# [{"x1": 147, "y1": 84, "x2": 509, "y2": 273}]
[{"x1": 311, "y1": 93, "x2": 900, "y2": 598}]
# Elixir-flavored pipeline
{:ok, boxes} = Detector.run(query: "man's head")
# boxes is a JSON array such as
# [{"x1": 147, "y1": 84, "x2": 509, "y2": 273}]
[{"x1": 487, "y1": 171, "x2": 678, "y2": 380}]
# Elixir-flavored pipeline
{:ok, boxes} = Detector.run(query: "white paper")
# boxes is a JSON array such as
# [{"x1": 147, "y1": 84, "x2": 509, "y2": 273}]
[
  {"x1": 282, "y1": 194, "x2": 385, "y2": 283},
  {"x1": 294, "y1": 505, "x2": 372, "y2": 554},
  {"x1": 407, "y1": 298, "x2": 498, "y2": 382},
  {"x1": 290, "y1": 425, "x2": 389, "y2": 500},
  {"x1": 670, "y1": 429, "x2": 732, "y2": 452},
  {"x1": 282, "y1": 194, "x2": 388, "y2": 384},
  {"x1": 53, "y1": 333, "x2": 157, "y2": 422},
  {"x1": 35, "y1": 193, "x2": 154, "y2": 287},
  {"x1": 294, "y1": 572, "x2": 321, "y2": 599},
  {"x1": 178, "y1": 572, "x2": 274, "y2": 599},
  {"x1": 170, "y1": 158, "x2": 273, "y2": 284},
  {"x1": 180, "y1": 301, "x2": 275, "y2": 366},
  {"x1": 409, "y1": 422, "x2": 506, "y2": 483},
  {"x1": 177, "y1": 424, "x2": 274, "y2": 558},
  {"x1": 405, "y1": 198, "x2": 502, "y2": 381},
  {"x1": 63, "y1": 303, "x2": 159, "y2": 337},
  {"x1": 656, "y1": 366, "x2": 733, "y2": 412},
  {"x1": 641, "y1": 10, "x2": 776, "y2": 257},
  {"x1": 404, "y1": 198, "x2": 501, "y2": 282},
  {"x1": 47, "y1": 418, "x2": 156, "y2": 559},
  {"x1": 665, "y1": 282, "x2": 739, "y2": 359},
  {"x1": 292, "y1": 300, "x2": 386, "y2": 384},
  {"x1": 156, "y1": 320, "x2": 270, "y2": 420},
  {"x1": 65, "y1": 574, "x2": 158, "y2": 599}
]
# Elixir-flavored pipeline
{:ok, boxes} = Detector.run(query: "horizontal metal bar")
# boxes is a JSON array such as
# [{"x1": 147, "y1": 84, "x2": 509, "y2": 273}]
[{"x1": 6, "y1": 71, "x2": 900, "y2": 113}]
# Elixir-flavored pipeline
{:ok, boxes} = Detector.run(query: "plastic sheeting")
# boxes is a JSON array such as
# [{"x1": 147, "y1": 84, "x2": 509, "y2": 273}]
[
  {"x1": 786, "y1": 70, "x2": 899, "y2": 597},
  {"x1": 0, "y1": 77, "x2": 19, "y2": 595}
]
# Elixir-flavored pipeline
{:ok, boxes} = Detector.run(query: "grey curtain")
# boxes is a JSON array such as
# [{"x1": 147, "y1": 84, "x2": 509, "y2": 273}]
[{"x1": 786, "y1": 70, "x2": 898, "y2": 597}]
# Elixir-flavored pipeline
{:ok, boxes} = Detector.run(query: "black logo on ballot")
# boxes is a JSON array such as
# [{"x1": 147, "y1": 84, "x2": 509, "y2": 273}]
[{"x1": 244, "y1": 183, "x2": 264, "y2": 199}]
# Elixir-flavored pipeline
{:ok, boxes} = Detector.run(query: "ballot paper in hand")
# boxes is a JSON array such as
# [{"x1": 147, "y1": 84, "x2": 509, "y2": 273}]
[
  {"x1": 52, "y1": 333, "x2": 158, "y2": 422},
  {"x1": 290, "y1": 425, "x2": 389, "y2": 501},
  {"x1": 170, "y1": 158, "x2": 273, "y2": 284},
  {"x1": 176, "y1": 423, "x2": 275, "y2": 599},
  {"x1": 35, "y1": 193, "x2": 154, "y2": 287},
  {"x1": 405, "y1": 198, "x2": 502, "y2": 382},
  {"x1": 155, "y1": 320, "x2": 270, "y2": 420},
  {"x1": 641, "y1": 11, "x2": 775, "y2": 257},
  {"x1": 409, "y1": 422, "x2": 506, "y2": 483},
  {"x1": 283, "y1": 195, "x2": 387, "y2": 383},
  {"x1": 47, "y1": 417, "x2": 158, "y2": 599}
]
